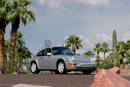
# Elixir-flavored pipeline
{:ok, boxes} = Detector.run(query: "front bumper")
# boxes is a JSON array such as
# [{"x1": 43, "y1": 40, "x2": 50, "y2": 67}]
[{"x1": 66, "y1": 62, "x2": 97, "y2": 71}]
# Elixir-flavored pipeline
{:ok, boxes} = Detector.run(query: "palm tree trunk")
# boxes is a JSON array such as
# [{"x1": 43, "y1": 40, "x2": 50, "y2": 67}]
[
  {"x1": 73, "y1": 50, "x2": 76, "y2": 54},
  {"x1": 0, "y1": 22, "x2": 6, "y2": 74},
  {"x1": 120, "y1": 58, "x2": 123, "y2": 69},
  {"x1": 9, "y1": 29, "x2": 18, "y2": 60},
  {"x1": 9, "y1": 28, "x2": 18, "y2": 73},
  {"x1": 97, "y1": 51, "x2": 99, "y2": 55},
  {"x1": 9, "y1": 16, "x2": 20, "y2": 60},
  {"x1": 19, "y1": 56, "x2": 23, "y2": 73},
  {"x1": 104, "y1": 52, "x2": 106, "y2": 65},
  {"x1": 9, "y1": 16, "x2": 20, "y2": 73}
]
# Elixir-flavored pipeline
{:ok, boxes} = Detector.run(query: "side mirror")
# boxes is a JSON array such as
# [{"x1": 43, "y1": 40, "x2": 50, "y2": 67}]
[{"x1": 47, "y1": 53, "x2": 52, "y2": 56}]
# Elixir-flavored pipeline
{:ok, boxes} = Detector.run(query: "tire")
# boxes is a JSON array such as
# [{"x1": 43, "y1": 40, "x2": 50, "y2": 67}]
[
  {"x1": 56, "y1": 61, "x2": 67, "y2": 74},
  {"x1": 82, "y1": 70, "x2": 92, "y2": 75},
  {"x1": 31, "y1": 62, "x2": 40, "y2": 74}
]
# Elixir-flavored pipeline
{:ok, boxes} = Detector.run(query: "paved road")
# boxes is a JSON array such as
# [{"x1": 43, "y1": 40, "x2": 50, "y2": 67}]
[
  {"x1": 0, "y1": 74, "x2": 130, "y2": 87},
  {"x1": 0, "y1": 74, "x2": 94, "y2": 87}
]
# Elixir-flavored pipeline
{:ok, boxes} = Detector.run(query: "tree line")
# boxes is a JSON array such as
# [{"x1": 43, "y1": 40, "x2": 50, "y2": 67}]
[
  {"x1": 64, "y1": 30, "x2": 130, "y2": 69},
  {"x1": 0, "y1": 0, "x2": 35, "y2": 74}
]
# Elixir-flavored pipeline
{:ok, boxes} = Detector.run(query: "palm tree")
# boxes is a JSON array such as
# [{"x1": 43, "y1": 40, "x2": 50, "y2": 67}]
[
  {"x1": 65, "y1": 35, "x2": 82, "y2": 54},
  {"x1": 127, "y1": 40, "x2": 130, "y2": 43},
  {"x1": 93, "y1": 43, "x2": 101, "y2": 55},
  {"x1": 83, "y1": 50, "x2": 94, "y2": 56},
  {"x1": 117, "y1": 41, "x2": 127, "y2": 69},
  {"x1": 101, "y1": 42, "x2": 110, "y2": 65},
  {"x1": 106, "y1": 53, "x2": 114, "y2": 65},
  {"x1": 4, "y1": 31, "x2": 32, "y2": 73},
  {"x1": 0, "y1": 0, "x2": 10, "y2": 74},
  {"x1": 16, "y1": 31, "x2": 32, "y2": 73},
  {"x1": 8, "y1": 0, "x2": 35, "y2": 60},
  {"x1": 126, "y1": 40, "x2": 130, "y2": 51}
]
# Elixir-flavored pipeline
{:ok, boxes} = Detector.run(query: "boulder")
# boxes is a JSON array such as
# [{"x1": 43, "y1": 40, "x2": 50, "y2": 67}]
[
  {"x1": 110, "y1": 67, "x2": 120, "y2": 74},
  {"x1": 91, "y1": 67, "x2": 130, "y2": 87},
  {"x1": 120, "y1": 69, "x2": 130, "y2": 73}
]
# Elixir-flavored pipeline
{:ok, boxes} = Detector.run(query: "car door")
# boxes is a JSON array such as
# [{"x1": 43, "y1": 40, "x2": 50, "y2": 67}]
[
  {"x1": 36, "y1": 50, "x2": 46, "y2": 69},
  {"x1": 37, "y1": 48, "x2": 57, "y2": 70},
  {"x1": 39, "y1": 48, "x2": 55, "y2": 69},
  {"x1": 36, "y1": 49, "x2": 51, "y2": 69},
  {"x1": 42, "y1": 48, "x2": 56, "y2": 69},
  {"x1": 46, "y1": 54, "x2": 57, "y2": 69}
]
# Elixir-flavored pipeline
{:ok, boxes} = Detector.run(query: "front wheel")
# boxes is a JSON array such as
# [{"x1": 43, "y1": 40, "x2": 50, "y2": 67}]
[
  {"x1": 56, "y1": 61, "x2": 67, "y2": 74},
  {"x1": 31, "y1": 62, "x2": 40, "y2": 74}
]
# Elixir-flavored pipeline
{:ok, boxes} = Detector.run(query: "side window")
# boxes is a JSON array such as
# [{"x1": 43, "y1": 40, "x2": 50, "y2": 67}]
[
  {"x1": 43, "y1": 48, "x2": 52, "y2": 56},
  {"x1": 37, "y1": 48, "x2": 51, "y2": 56},
  {"x1": 44, "y1": 49, "x2": 47, "y2": 56},
  {"x1": 37, "y1": 50, "x2": 44, "y2": 56},
  {"x1": 52, "y1": 48, "x2": 61, "y2": 55},
  {"x1": 47, "y1": 48, "x2": 51, "y2": 53}
]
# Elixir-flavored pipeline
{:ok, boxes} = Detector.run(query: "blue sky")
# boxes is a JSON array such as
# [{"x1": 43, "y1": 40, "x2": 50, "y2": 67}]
[{"x1": 6, "y1": 0, "x2": 130, "y2": 54}]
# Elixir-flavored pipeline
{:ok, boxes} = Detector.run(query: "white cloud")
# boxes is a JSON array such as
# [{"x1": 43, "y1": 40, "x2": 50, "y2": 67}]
[
  {"x1": 47, "y1": 0, "x2": 61, "y2": 8},
  {"x1": 37, "y1": 0, "x2": 47, "y2": 5},
  {"x1": 64, "y1": 36, "x2": 69, "y2": 40},
  {"x1": 75, "y1": 0, "x2": 109, "y2": 5},
  {"x1": 96, "y1": 34, "x2": 111, "y2": 42},
  {"x1": 37, "y1": 0, "x2": 61, "y2": 8},
  {"x1": 121, "y1": 32, "x2": 130, "y2": 42},
  {"x1": 78, "y1": 35, "x2": 90, "y2": 46},
  {"x1": 82, "y1": 38, "x2": 90, "y2": 45},
  {"x1": 77, "y1": 36, "x2": 94, "y2": 54},
  {"x1": 37, "y1": 0, "x2": 109, "y2": 8}
]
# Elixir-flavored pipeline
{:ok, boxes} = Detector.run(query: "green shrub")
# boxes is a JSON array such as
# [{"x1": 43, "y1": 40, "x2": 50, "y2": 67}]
[{"x1": 102, "y1": 64, "x2": 113, "y2": 69}]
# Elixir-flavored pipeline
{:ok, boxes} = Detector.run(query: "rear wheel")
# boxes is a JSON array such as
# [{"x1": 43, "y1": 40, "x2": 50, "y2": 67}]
[
  {"x1": 31, "y1": 62, "x2": 40, "y2": 74},
  {"x1": 82, "y1": 70, "x2": 92, "y2": 75},
  {"x1": 56, "y1": 61, "x2": 67, "y2": 74}
]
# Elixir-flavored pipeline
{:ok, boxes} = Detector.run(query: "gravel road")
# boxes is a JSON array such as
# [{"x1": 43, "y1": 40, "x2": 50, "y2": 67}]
[
  {"x1": 0, "y1": 74, "x2": 129, "y2": 87},
  {"x1": 0, "y1": 74, "x2": 94, "y2": 87}
]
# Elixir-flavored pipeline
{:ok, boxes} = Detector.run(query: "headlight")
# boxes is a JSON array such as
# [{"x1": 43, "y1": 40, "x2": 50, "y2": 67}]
[
  {"x1": 91, "y1": 57, "x2": 96, "y2": 62},
  {"x1": 71, "y1": 57, "x2": 74, "y2": 61}
]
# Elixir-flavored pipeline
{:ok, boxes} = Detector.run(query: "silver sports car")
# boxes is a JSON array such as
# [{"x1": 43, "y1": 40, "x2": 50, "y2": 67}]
[{"x1": 28, "y1": 47, "x2": 97, "y2": 74}]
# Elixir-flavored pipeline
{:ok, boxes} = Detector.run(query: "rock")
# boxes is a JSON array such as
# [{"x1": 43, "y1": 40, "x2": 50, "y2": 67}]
[
  {"x1": 124, "y1": 64, "x2": 130, "y2": 69},
  {"x1": 120, "y1": 69, "x2": 130, "y2": 73},
  {"x1": 110, "y1": 67, "x2": 120, "y2": 74},
  {"x1": 91, "y1": 68, "x2": 130, "y2": 87}
]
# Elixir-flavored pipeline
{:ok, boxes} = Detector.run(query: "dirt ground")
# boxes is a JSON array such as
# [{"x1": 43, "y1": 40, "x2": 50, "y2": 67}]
[{"x1": 0, "y1": 74, "x2": 129, "y2": 87}]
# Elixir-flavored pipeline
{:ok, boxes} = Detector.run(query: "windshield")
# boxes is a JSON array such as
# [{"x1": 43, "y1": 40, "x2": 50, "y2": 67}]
[{"x1": 52, "y1": 47, "x2": 74, "y2": 56}]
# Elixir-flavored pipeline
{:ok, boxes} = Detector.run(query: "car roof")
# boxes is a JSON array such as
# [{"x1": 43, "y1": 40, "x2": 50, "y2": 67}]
[
  {"x1": 52, "y1": 47, "x2": 68, "y2": 49},
  {"x1": 41, "y1": 47, "x2": 68, "y2": 50},
  {"x1": 36, "y1": 47, "x2": 70, "y2": 54}
]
